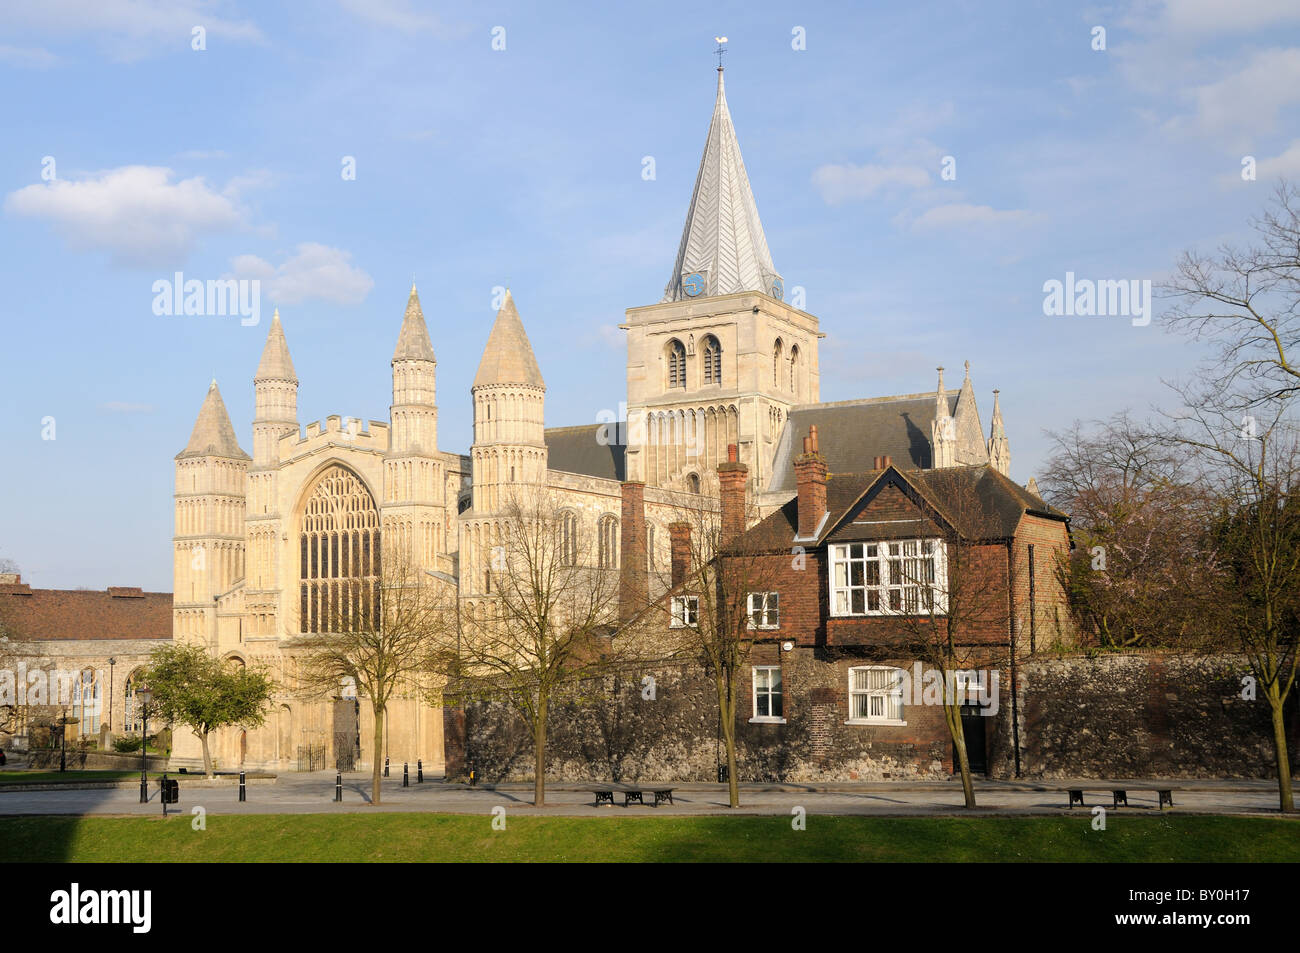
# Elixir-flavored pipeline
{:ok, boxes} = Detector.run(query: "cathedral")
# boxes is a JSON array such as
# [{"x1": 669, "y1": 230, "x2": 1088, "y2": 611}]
[{"x1": 169, "y1": 65, "x2": 1011, "y2": 773}]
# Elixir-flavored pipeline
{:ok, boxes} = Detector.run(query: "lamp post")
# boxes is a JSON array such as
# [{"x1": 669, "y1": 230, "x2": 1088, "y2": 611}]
[
  {"x1": 107, "y1": 657, "x2": 116, "y2": 733},
  {"x1": 136, "y1": 684, "x2": 152, "y2": 804}
]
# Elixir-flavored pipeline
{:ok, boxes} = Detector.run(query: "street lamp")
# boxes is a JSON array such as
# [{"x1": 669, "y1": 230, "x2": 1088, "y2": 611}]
[{"x1": 136, "y1": 685, "x2": 153, "y2": 804}]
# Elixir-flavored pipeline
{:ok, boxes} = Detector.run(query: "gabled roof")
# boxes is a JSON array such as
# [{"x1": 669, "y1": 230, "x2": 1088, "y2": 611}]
[
  {"x1": 473, "y1": 290, "x2": 544, "y2": 389},
  {"x1": 739, "y1": 464, "x2": 1068, "y2": 553},
  {"x1": 545, "y1": 424, "x2": 626, "y2": 481},
  {"x1": 662, "y1": 69, "x2": 781, "y2": 302},
  {"x1": 767, "y1": 394, "x2": 958, "y2": 492},
  {"x1": 254, "y1": 309, "x2": 296, "y2": 382},
  {"x1": 393, "y1": 284, "x2": 436, "y2": 362},
  {"x1": 177, "y1": 380, "x2": 249, "y2": 461}
]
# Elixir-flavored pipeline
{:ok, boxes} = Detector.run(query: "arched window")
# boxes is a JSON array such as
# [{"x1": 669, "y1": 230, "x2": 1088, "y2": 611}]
[
  {"x1": 559, "y1": 512, "x2": 579, "y2": 566},
  {"x1": 702, "y1": 335, "x2": 722, "y2": 385},
  {"x1": 299, "y1": 465, "x2": 381, "y2": 634},
  {"x1": 773, "y1": 338, "x2": 783, "y2": 387},
  {"x1": 667, "y1": 339, "x2": 686, "y2": 389},
  {"x1": 598, "y1": 515, "x2": 618, "y2": 569},
  {"x1": 789, "y1": 344, "x2": 800, "y2": 392},
  {"x1": 687, "y1": 472, "x2": 701, "y2": 494},
  {"x1": 124, "y1": 671, "x2": 143, "y2": 733}
]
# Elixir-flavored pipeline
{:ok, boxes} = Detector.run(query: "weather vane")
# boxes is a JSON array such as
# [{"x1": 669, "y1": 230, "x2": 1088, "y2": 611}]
[{"x1": 714, "y1": 35, "x2": 727, "y2": 71}]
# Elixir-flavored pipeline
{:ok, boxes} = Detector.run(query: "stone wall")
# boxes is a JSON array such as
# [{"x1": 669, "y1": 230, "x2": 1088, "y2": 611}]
[
  {"x1": 447, "y1": 651, "x2": 1299, "y2": 783},
  {"x1": 993, "y1": 653, "x2": 1299, "y2": 779}
]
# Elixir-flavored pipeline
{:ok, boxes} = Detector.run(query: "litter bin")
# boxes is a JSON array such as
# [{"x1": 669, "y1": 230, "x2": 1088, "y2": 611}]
[{"x1": 160, "y1": 778, "x2": 179, "y2": 804}]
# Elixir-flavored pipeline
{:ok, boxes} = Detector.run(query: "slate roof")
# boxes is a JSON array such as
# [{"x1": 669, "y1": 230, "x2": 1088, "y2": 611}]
[
  {"x1": 544, "y1": 424, "x2": 626, "y2": 482},
  {"x1": 766, "y1": 394, "x2": 958, "y2": 492},
  {"x1": 0, "y1": 581, "x2": 173, "y2": 641},
  {"x1": 738, "y1": 464, "x2": 1067, "y2": 553}
]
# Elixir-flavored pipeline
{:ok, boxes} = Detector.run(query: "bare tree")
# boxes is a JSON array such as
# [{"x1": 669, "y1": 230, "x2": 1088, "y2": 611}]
[
  {"x1": 1041, "y1": 414, "x2": 1223, "y2": 650},
  {"x1": 449, "y1": 487, "x2": 620, "y2": 807},
  {"x1": 1164, "y1": 181, "x2": 1300, "y2": 410},
  {"x1": 290, "y1": 541, "x2": 455, "y2": 805},
  {"x1": 649, "y1": 490, "x2": 783, "y2": 809}
]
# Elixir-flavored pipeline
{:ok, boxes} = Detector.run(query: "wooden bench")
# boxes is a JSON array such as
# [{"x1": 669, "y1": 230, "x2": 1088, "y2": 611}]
[
  {"x1": 1066, "y1": 787, "x2": 1174, "y2": 810},
  {"x1": 592, "y1": 786, "x2": 675, "y2": 807}
]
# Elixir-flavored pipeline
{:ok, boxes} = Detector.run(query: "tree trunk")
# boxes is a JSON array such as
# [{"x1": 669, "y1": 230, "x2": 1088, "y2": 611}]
[
  {"x1": 199, "y1": 729, "x2": 214, "y2": 780},
  {"x1": 371, "y1": 704, "x2": 385, "y2": 805},
  {"x1": 533, "y1": 691, "x2": 548, "y2": 807},
  {"x1": 1267, "y1": 688, "x2": 1295, "y2": 813},
  {"x1": 945, "y1": 701, "x2": 976, "y2": 808},
  {"x1": 716, "y1": 675, "x2": 739, "y2": 808}
]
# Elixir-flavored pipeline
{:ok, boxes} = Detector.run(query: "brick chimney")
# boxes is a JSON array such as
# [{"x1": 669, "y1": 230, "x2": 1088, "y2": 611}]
[
  {"x1": 669, "y1": 522, "x2": 692, "y2": 588},
  {"x1": 794, "y1": 425, "x2": 828, "y2": 539},
  {"x1": 716, "y1": 443, "x2": 748, "y2": 545},
  {"x1": 619, "y1": 481, "x2": 648, "y2": 624}
]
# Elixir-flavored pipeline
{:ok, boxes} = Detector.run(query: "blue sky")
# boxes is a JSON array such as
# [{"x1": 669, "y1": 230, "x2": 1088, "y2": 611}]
[{"x1": 2, "y1": 0, "x2": 1298, "y2": 590}]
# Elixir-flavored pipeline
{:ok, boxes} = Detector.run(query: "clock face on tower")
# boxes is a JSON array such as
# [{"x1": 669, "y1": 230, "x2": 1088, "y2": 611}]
[
  {"x1": 682, "y1": 272, "x2": 704, "y2": 297},
  {"x1": 771, "y1": 278, "x2": 784, "y2": 300}
]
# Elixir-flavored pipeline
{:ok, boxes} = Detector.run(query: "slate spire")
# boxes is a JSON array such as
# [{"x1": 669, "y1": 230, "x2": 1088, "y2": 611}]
[
  {"x1": 255, "y1": 309, "x2": 297, "y2": 382},
  {"x1": 393, "y1": 283, "x2": 436, "y2": 363},
  {"x1": 662, "y1": 67, "x2": 781, "y2": 302},
  {"x1": 473, "y1": 290, "x2": 544, "y2": 389},
  {"x1": 179, "y1": 380, "x2": 249, "y2": 460}
]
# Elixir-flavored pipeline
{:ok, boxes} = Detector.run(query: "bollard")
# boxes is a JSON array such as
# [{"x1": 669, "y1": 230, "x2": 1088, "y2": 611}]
[
  {"x1": 239, "y1": 770, "x2": 246, "y2": 803},
  {"x1": 403, "y1": 762, "x2": 409, "y2": 788},
  {"x1": 384, "y1": 757, "x2": 390, "y2": 778},
  {"x1": 417, "y1": 760, "x2": 423, "y2": 783},
  {"x1": 335, "y1": 771, "x2": 343, "y2": 803}
]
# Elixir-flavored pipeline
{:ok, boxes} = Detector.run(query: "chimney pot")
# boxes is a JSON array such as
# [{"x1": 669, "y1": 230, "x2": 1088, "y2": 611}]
[
  {"x1": 727, "y1": 443, "x2": 738, "y2": 463},
  {"x1": 881, "y1": 455, "x2": 891, "y2": 469}
]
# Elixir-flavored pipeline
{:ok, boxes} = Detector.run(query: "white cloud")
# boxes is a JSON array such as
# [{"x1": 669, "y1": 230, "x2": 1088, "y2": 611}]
[
  {"x1": 0, "y1": 45, "x2": 58, "y2": 68},
  {"x1": 4, "y1": 165, "x2": 246, "y2": 267},
  {"x1": 1255, "y1": 139, "x2": 1300, "y2": 178},
  {"x1": 811, "y1": 163, "x2": 931, "y2": 205},
  {"x1": 903, "y1": 203, "x2": 1040, "y2": 231},
  {"x1": 6, "y1": 0, "x2": 264, "y2": 60},
  {"x1": 228, "y1": 244, "x2": 373, "y2": 306},
  {"x1": 1153, "y1": 0, "x2": 1300, "y2": 35},
  {"x1": 337, "y1": 0, "x2": 449, "y2": 34},
  {"x1": 1176, "y1": 48, "x2": 1300, "y2": 141}
]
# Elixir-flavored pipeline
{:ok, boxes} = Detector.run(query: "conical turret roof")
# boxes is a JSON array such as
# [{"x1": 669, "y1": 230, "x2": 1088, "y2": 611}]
[
  {"x1": 663, "y1": 68, "x2": 781, "y2": 302},
  {"x1": 393, "y1": 284, "x2": 436, "y2": 362},
  {"x1": 177, "y1": 380, "x2": 250, "y2": 460},
  {"x1": 473, "y1": 290, "x2": 544, "y2": 389},
  {"x1": 255, "y1": 309, "x2": 296, "y2": 382}
]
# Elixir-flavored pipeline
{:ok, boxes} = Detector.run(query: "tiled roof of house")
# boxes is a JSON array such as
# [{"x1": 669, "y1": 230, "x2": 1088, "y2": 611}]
[
  {"x1": 0, "y1": 579, "x2": 173, "y2": 642},
  {"x1": 737, "y1": 464, "x2": 1068, "y2": 553}
]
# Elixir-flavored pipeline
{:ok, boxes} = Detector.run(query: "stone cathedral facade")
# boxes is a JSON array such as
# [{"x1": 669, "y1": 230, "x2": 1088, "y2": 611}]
[{"x1": 170, "y1": 66, "x2": 1015, "y2": 773}]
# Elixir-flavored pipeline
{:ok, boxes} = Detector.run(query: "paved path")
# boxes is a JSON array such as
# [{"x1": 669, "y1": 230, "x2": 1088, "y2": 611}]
[{"x1": 0, "y1": 773, "x2": 1288, "y2": 817}]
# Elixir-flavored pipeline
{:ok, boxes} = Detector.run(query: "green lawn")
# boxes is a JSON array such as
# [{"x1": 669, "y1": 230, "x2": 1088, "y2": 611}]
[
  {"x1": 0, "y1": 770, "x2": 173, "y2": 786},
  {"x1": 0, "y1": 814, "x2": 1295, "y2": 862}
]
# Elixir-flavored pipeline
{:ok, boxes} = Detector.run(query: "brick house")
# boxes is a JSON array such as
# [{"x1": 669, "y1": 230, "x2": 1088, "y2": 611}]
[{"x1": 627, "y1": 427, "x2": 1073, "y2": 779}]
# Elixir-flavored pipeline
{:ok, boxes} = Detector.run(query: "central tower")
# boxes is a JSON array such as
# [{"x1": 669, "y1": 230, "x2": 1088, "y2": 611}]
[{"x1": 623, "y1": 64, "x2": 821, "y2": 493}]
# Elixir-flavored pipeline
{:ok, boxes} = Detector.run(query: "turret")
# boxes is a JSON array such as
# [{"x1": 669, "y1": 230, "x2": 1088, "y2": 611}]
[
  {"x1": 173, "y1": 380, "x2": 249, "y2": 647},
  {"x1": 390, "y1": 284, "x2": 438, "y2": 453},
  {"x1": 252, "y1": 309, "x2": 299, "y2": 467},
  {"x1": 988, "y1": 389, "x2": 1011, "y2": 476},
  {"x1": 931, "y1": 366, "x2": 955, "y2": 468},
  {"x1": 470, "y1": 290, "x2": 547, "y2": 513}
]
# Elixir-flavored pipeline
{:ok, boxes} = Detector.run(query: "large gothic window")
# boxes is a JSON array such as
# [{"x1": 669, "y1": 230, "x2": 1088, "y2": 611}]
[
  {"x1": 667, "y1": 339, "x2": 686, "y2": 389},
  {"x1": 299, "y1": 465, "x2": 381, "y2": 633},
  {"x1": 773, "y1": 338, "x2": 783, "y2": 387},
  {"x1": 702, "y1": 335, "x2": 722, "y2": 385}
]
